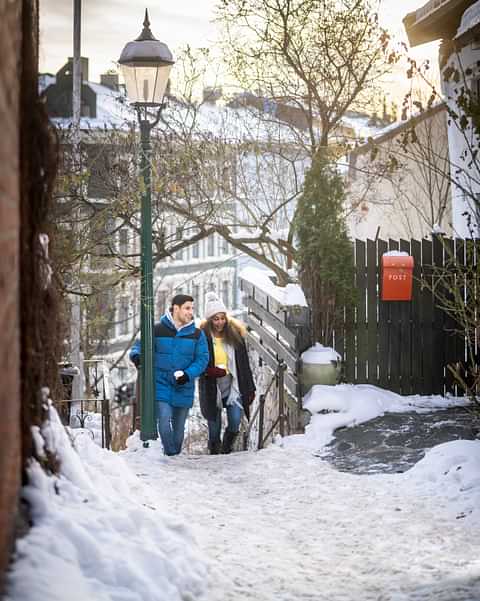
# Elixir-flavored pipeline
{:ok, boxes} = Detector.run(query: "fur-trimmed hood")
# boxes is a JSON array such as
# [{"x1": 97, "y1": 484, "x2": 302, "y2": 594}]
[{"x1": 199, "y1": 316, "x2": 247, "y2": 338}]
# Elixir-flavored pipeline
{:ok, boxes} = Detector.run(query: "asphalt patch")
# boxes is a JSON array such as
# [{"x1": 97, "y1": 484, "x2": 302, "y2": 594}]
[{"x1": 320, "y1": 407, "x2": 478, "y2": 474}]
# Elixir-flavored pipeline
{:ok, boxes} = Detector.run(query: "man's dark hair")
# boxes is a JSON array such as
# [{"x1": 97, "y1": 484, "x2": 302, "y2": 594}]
[{"x1": 171, "y1": 294, "x2": 194, "y2": 310}]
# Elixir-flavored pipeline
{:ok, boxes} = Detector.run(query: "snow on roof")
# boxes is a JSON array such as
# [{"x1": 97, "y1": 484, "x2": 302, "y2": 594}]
[
  {"x1": 239, "y1": 265, "x2": 308, "y2": 307},
  {"x1": 41, "y1": 73, "x2": 372, "y2": 146},
  {"x1": 38, "y1": 73, "x2": 56, "y2": 94},
  {"x1": 340, "y1": 114, "x2": 384, "y2": 140},
  {"x1": 455, "y1": 0, "x2": 480, "y2": 38},
  {"x1": 349, "y1": 101, "x2": 446, "y2": 155}
]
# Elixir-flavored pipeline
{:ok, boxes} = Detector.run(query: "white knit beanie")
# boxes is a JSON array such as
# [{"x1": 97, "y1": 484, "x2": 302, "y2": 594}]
[{"x1": 204, "y1": 291, "x2": 227, "y2": 320}]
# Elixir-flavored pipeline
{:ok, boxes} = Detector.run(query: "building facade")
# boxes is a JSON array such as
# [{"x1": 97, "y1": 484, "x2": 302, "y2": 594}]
[
  {"x1": 346, "y1": 103, "x2": 452, "y2": 240},
  {"x1": 404, "y1": 0, "x2": 480, "y2": 237}
]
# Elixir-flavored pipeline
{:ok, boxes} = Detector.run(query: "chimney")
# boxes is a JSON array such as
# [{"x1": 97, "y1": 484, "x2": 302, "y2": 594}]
[
  {"x1": 100, "y1": 72, "x2": 119, "y2": 90},
  {"x1": 59, "y1": 57, "x2": 89, "y2": 82}
]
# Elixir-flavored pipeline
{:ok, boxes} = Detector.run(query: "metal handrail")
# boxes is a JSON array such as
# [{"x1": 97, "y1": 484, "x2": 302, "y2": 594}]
[{"x1": 243, "y1": 360, "x2": 287, "y2": 451}]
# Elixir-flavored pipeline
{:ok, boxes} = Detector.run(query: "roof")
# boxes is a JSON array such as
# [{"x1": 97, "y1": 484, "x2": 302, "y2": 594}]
[
  {"x1": 403, "y1": 0, "x2": 474, "y2": 46},
  {"x1": 455, "y1": 0, "x2": 480, "y2": 39},
  {"x1": 348, "y1": 102, "x2": 446, "y2": 157},
  {"x1": 39, "y1": 73, "x2": 375, "y2": 146}
]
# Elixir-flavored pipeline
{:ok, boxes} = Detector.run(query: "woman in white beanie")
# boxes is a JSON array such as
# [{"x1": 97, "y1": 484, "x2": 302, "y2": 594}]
[{"x1": 199, "y1": 292, "x2": 256, "y2": 454}]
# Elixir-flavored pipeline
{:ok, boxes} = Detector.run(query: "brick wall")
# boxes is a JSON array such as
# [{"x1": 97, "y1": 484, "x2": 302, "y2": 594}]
[{"x1": 0, "y1": 0, "x2": 22, "y2": 588}]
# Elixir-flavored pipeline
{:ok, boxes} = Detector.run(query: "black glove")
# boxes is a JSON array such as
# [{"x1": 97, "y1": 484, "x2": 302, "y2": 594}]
[
  {"x1": 131, "y1": 355, "x2": 140, "y2": 369},
  {"x1": 175, "y1": 371, "x2": 189, "y2": 385}
]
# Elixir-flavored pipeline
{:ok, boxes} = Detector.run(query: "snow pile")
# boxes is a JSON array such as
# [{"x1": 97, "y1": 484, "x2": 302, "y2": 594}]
[
  {"x1": 402, "y1": 440, "x2": 480, "y2": 521},
  {"x1": 383, "y1": 250, "x2": 410, "y2": 257},
  {"x1": 6, "y1": 406, "x2": 208, "y2": 601},
  {"x1": 68, "y1": 411, "x2": 104, "y2": 448},
  {"x1": 285, "y1": 383, "x2": 470, "y2": 449},
  {"x1": 239, "y1": 266, "x2": 308, "y2": 307},
  {"x1": 301, "y1": 343, "x2": 341, "y2": 365},
  {"x1": 6, "y1": 389, "x2": 480, "y2": 600}
]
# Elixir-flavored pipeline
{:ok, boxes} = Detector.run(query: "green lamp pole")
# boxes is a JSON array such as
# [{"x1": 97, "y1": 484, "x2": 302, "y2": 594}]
[{"x1": 119, "y1": 9, "x2": 175, "y2": 443}]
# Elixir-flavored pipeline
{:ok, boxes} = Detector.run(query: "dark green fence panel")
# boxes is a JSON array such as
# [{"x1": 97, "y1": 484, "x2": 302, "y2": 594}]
[
  {"x1": 355, "y1": 239, "x2": 367, "y2": 383},
  {"x1": 335, "y1": 236, "x2": 476, "y2": 395},
  {"x1": 366, "y1": 239, "x2": 378, "y2": 385}
]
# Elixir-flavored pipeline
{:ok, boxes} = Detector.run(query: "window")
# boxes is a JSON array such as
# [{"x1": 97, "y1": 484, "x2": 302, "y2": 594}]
[
  {"x1": 192, "y1": 284, "x2": 200, "y2": 314},
  {"x1": 89, "y1": 214, "x2": 115, "y2": 270},
  {"x1": 192, "y1": 241, "x2": 199, "y2": 258},
  {"x1": 207, "y1": 235, "x2": 215, "y2": 257},
  {"x1": 222, "y1": 155, "x2": 237, "y2": 195},
  {"x1": 94, "y1": 289, "x2": 115, "y2": 341},
  {"x1": 118, "y1": 228, "x2": 129, "y2": 255},
  {"x1": 118, "y1": 297, "x2": 129, "y2": 336},
  {"x1": 174, "y1": 226, "x2": 183, "y2": 261},
  {"x1": 221, "y1": 280, "x2": 229, "y2": 308},
  {"x1": 221, "y1": 237, "x2": 229, "y2": 255}
]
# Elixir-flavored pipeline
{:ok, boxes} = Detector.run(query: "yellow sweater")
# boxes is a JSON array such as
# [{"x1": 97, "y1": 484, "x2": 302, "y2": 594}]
[{"x1": 213, "y1": 336, "x2": 229, "y2": 373}]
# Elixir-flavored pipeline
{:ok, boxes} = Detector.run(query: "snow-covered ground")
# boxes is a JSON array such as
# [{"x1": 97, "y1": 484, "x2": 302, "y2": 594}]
[{"x1": 6, "y1": 386, "x2": 480, "y2": 601}]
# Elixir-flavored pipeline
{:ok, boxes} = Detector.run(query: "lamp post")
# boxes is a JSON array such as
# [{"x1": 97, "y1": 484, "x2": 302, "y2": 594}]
[{"x1": 119, "y1": 9, "x2": 175, "y2": 443}]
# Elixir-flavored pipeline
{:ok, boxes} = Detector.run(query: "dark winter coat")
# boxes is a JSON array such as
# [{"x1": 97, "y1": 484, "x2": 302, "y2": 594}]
[
  {"x1": 199, "y1": 318, "x2": 256, "y2": 421},
  {"x1": 129, "y1": 313, "x2": 209, "y2": 408}
]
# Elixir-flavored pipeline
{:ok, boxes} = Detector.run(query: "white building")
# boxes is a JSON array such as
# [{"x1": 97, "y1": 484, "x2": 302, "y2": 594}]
[
  {"x1": 42, "y1": 58, "x2": 374, "y2": 388},
  {"x1": 404, "y1": 0, "x2": 480, "y2": 237}
]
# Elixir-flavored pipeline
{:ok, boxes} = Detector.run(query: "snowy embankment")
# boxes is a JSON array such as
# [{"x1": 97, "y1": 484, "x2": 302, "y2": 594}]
[
  {"x1": 284, "y1": 383, "x2": 480, "y2": 523},
  {"x1": 6, "y1": 407, "x2": 208, "y2": 601},
  {"x1": 288, "y1": 382, "x2": 471, "y2": 449},
  {"x1": 6, "y1": 386, "x2": 480, "y2": 601}
]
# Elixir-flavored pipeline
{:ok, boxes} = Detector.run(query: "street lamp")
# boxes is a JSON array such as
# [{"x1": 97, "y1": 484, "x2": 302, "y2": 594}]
[{"x1": 119, "y1": 9, "x2": 175, "y2": 443}]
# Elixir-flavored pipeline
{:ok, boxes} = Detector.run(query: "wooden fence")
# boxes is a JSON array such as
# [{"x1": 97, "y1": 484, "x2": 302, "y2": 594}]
[
  {"x1": 240, "y1": 276, "x2": 311, "y2": 446},
  {"x1": 337, "y1": 236, "x2": 475, "y2": 396}
]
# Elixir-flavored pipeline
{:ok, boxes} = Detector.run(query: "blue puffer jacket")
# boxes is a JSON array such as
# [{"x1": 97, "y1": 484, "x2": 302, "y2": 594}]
[{"x1": 129, "y1": 313, "x2": 209, "y2": 408}]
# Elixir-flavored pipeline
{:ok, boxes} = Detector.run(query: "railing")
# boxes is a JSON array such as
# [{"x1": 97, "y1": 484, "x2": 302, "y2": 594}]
[
  {"x1": 416, "y1": 0, "x2": 449, "y2": 21},
  {"x1": 242, "y1": 360, "x2": 287, "y2": 450},
  {"x1": 57, "y1": 358, "x2": 115, "y2": 449},
  {"x1": 240, "y1": 274, "x2": 311, "y2": 449},
  {"x1": 55, "y1": 397, "x2": 112, "y2": 449}
]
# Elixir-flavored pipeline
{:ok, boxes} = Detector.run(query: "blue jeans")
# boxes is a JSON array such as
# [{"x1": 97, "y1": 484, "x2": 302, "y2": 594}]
[
  {"x1": 208, "y1": 400, "x2": 243, "y2": 444},
  {"x1": 156, "y1": 402, "x2": 189, "y2": 456}
]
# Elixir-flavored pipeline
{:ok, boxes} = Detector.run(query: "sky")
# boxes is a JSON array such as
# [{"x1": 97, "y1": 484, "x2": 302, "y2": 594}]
[
  {"x1": 39, "y1": 0, "x2": 440, "y2": 102},
  {"x1": 5, "y1": 383, "x2": 480, "y2": 600}
]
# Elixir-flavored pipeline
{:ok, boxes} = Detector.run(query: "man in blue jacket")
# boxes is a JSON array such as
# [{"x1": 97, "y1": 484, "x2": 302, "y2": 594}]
[{"x1": 130, "y1": 294, "x2": 209, "y2": 455}]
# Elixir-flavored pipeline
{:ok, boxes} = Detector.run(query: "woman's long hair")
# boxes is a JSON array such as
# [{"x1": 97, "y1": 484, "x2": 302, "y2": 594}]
[{"x1": 202, "y1": 316, "x2": 244, "y2": 348}]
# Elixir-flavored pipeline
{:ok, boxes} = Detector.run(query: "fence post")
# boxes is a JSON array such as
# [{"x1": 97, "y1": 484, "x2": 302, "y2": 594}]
[
  {"x1": 132, "y1": 376, "x2": 141, "y2": 434},
  {"x1": 257, "y1": 394, "x2": 265, "y2": 450},
  {"x1": 102, "y1": 396, "x2": 111, "y2": 450},
  {"x1": 278, "y1": 363, "x2": 285, "y2": 437}
]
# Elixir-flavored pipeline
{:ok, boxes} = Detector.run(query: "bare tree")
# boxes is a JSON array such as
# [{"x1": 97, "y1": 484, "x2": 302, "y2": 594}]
[{"x1": 216, "y1": 0, "x2": 396, "y2": 153}]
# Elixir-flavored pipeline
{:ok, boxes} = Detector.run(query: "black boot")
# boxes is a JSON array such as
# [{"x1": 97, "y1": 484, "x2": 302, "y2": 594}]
[
  {"x1": 208, "y1": 441, "x2": 221, "y2": 455},
  {"x1": 222, "y1": 431, "x2": 238, "y2": 454}
]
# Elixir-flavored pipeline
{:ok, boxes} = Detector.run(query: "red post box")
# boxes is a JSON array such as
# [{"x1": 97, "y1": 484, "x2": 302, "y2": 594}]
[{"x1": 381, "y1": 254, "x2": 414, "y2": 301}]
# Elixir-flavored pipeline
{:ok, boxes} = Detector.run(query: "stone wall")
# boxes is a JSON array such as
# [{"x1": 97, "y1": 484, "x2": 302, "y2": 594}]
[{"x1": 0, "y1": 0, "x2": 22, "y2": 589}]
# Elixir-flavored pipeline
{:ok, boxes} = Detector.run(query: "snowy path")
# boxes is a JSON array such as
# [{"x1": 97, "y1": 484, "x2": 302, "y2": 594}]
[{"x1": 125, "y1": 444, "x2": 480, "y2": 601}]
